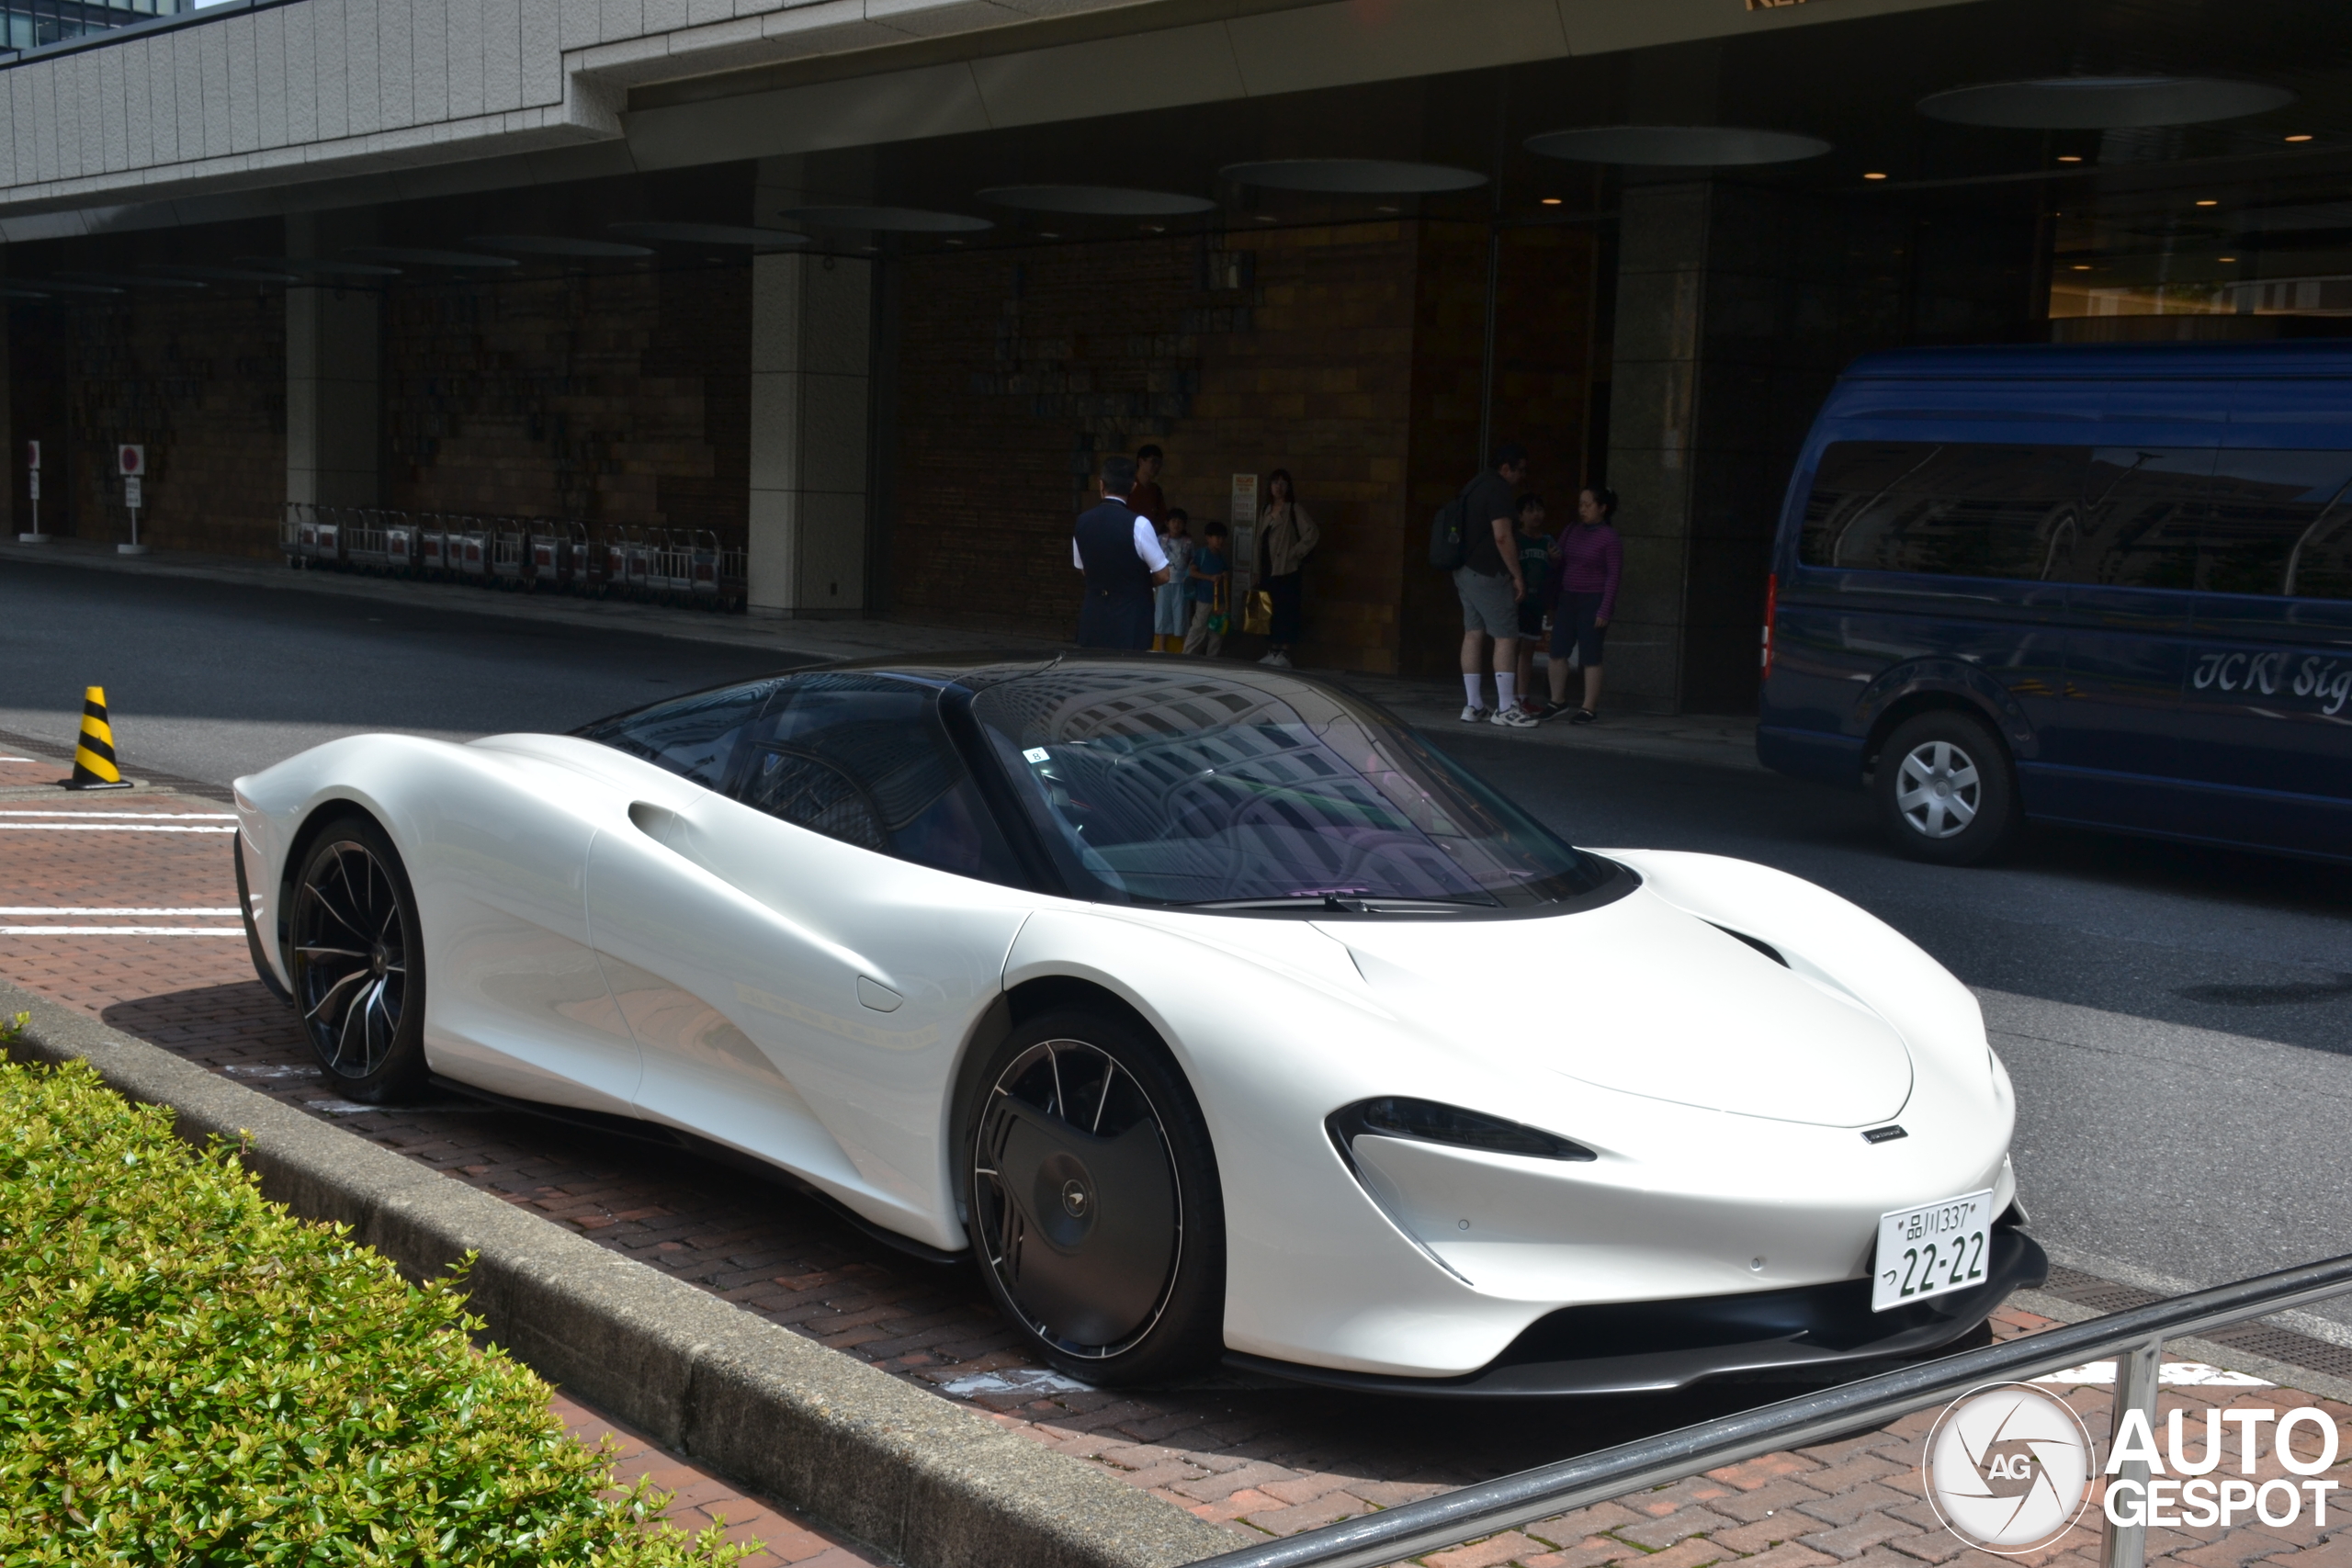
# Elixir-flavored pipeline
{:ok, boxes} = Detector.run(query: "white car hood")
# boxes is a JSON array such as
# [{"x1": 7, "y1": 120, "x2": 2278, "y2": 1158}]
[{"x1": 1318, "y1": 887, "x2": 1914, "y2": 1128}]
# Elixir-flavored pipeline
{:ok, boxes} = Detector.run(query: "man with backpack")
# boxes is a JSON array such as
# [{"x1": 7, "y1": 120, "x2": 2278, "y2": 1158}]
[{"x1": 1432, "y1": 442, "x2": 1534, "y2": 727}]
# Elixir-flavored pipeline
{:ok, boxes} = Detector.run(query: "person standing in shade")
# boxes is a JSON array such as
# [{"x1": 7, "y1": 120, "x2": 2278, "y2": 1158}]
[
  {"x1": 1256, "y1": 468, "x2": 1318, "y2": 668},
  {"x1": 1454, "y1": 442, "x2": 1535, "y2": 728},
  {"x1": 1129, "y1": 445, "x2": 1169, "y2": 529},
  {"x1": 1510, "y1": 494, "x2": 1553, "y2": 717},
  {"x1": 1544, "y1": 485, "x2": 1624, "y2": 724},
  {"x1": 1154, "y1": 508, "x2": 1194, "y2": 653},
  {"x1": 1183, "y1": 519, "x2": 1230, "y2": 657},
  {"x1": 1072, "y1": 454, "x2": 1170, "y2": 650}
]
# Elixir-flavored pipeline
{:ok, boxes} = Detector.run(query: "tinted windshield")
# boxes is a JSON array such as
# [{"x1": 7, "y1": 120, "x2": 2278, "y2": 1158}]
[{"x1": 967, "y1": 664, "x2": 1610, "y2": 908}]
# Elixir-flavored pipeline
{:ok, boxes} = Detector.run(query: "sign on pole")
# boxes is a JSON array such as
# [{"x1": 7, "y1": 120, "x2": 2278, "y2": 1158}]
[
  {"x1": 119, "y1": 444, "x2": 149, "y2": 555},
  {"x1": 17, "y1": 439, "x2": 43, "y2": 543},
  {"x1": 118, "y1": 444, "x2": 145, "y2": 477},
  {"x1": 25, "y1": 439, "x2": 39, "y2": 470}
]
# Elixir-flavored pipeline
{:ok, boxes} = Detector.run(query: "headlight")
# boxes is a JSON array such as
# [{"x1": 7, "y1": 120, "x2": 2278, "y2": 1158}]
[{"x1": 1328, "y1": 1097, "x2": 1595, "y2": 1162}]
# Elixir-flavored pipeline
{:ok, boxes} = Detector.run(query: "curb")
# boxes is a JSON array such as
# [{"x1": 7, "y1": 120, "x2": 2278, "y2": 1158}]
[{"x1": 0, "y1": 980, "x2": 1234, "y2": 1568}]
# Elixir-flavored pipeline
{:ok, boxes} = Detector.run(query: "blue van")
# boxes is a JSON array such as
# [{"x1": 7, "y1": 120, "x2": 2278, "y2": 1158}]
[{"x1": 1758, "y1": 343, "x2": 2352, "y2": 865}]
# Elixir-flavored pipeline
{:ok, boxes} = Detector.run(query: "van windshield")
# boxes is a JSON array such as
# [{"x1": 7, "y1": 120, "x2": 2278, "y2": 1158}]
[{"x1": 967, "y1": 665, "x2": 1611, "y2": 909}]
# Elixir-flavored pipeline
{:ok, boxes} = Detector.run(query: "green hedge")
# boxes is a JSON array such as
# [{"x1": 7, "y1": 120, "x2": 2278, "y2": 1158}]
[{"x1": 0, "y1": 1019, "x2": 753, "y2": 1567}]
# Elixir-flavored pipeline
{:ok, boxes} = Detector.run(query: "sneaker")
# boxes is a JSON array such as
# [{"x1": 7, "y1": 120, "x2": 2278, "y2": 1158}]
[
  {"x1": 1490, "y1": 705, "x2": 1538, "y2": 728},
  {"x1": 1568, "y1": 707, "x2": 1599, "y2": 726},
  {"x1": 1260, "y1": 650, "x2": 1293, "y2": 668},
  {"x1": 1459, "y1": 704, "x2": 1492, "y2": 723}
]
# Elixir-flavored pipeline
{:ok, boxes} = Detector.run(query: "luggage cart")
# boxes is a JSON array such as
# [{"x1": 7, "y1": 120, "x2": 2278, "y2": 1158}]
[
  {"x1": 312, "y1": 508, "x2": 344, "y2": 569},
  {"x1": 527, "y1": 525, "x2": 563, "y2": 591},
  {"x1": 282, "y1": 502, "x2": 310, "y2": 567},
  {"x1": 454, "y1": 521, "x2": 491, "y2": 583},
  {"x1": 651, "y1": 529, "x2": 696, "y2": 604},
  {"x1": 686, "y1": 529, "x2": 722, "y2": 607},
  {"x1": 617, "y1": 527, "x2": 657, "y2": 600},
  {"x1": 417, "y1": 521, "x2": 451, "y2": 579},
  {"x1": 490, "y1": 523, "x2": 527, "y2": 590},
  {"x1": 716, "y1": 541, "x2": 748, "y2": 611},
  {"x1": 561, "y1": 521, "x2": 592, "y2": 592},
  {"x1": 383, "y1": 511, "x2": 416, "y2": 575},
  {"x1": 345, "y1": 509, "x2": 392, "y2": 573}
]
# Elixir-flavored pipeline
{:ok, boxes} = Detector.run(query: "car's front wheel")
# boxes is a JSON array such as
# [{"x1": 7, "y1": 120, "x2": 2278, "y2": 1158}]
[
  {"x1": 1873, "y1": 710, "x2": 2019, "y2": 866},
  {"x1": 965, "y1": 1007, "x2": 1224, "y2": 1385},
  {"x1": 287, "y1": 814, "x2": 428, "y2": 1101}
]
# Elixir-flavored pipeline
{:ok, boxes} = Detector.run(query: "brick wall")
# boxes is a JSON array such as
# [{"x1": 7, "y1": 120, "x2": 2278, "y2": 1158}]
[{"x1": 383, "y1": 262, "x2": 750, "y2": 543}]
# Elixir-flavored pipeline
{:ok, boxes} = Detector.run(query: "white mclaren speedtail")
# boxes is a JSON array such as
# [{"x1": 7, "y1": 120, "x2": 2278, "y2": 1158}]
[{"x1": 232, "y1": 656, "x2": 2041, "y2": 1393}]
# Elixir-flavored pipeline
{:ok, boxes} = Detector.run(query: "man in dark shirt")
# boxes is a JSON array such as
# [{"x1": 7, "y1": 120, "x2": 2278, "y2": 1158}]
[
  {"x1": 1128, "y1": 444, "x2": 1168, "y2": 528},
  {"x1": 1072, "y1": 454, "x2": 1170, "y2": 649},
  {"x1": 1454, "y1": 442, "x2": 1533, "y2": 728}
]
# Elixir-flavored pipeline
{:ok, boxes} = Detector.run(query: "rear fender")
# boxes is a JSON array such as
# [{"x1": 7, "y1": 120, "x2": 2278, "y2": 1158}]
[{"x1": 1849, "y1": 658, "x2": 2037, "y2": 761}]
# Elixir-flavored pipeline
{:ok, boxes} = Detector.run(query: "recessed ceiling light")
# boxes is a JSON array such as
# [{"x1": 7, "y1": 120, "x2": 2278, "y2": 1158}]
[
  {"x1": 1221, "y1": 159, "x2": 1486, "y2": 193},
  {"x1": 1141, "y1": 224, "x2": 1165, "y2": 232},
  {"x1": 605, "y1": 222, "x2": 808, "y2": 249},
  {"x1": 2196, "y1": 198, "x2": 2220, "y2": 206},
  {"x1": 2072, "y1": 264, "x2": 2094, "y2": 271},
  {"x1": 1376, "y1": 205, "x2": 1399, "y2": 214},
  {"x1": 1863, "y1": 172, "x2": 1889, "y2": 181},
  {"x1": 2220, "y1": 255, "x2": 2238, "y2": 262},
  {"x1": 978, "y1": 186, "x2": 1216, "y2": 216},
  {"x1": 1917, "y1": 76, "x2": 2294, "y2": 130},
  {"x1": 779, "y1": 206, "x2": 993, "y2": 233},
  {"x1": 2286, "y1": 133, "x2": 2314, "y2": 142},
  {"x1": 1541, "y1": 197, "x2": 1563, "y2": 206},
  {"x1": 1527, "y1": 126, "x2": 1831, "y2": 166},
  {"x1": 2057, "y1": 154, "x2": 2084, "y2": 163},
  {"x1": 1255, "y1": 214, "x2": 1277, "y2": 222}
]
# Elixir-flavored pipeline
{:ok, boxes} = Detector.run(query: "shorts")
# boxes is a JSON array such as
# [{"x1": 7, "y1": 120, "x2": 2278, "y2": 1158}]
[
  {"x1": 1453, "y1": 567, "x2": 1520, "y2": 639},
  {"x1": 1552, "y1": 591, "x2": 1608, "y2": 665},
  {"x1": 1516, "y1": 597, "x2": 1544, "y2": 640}
]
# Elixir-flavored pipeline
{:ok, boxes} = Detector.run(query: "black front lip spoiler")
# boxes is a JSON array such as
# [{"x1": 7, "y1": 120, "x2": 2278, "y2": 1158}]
[{"x1": 1226, "y1": 1227, "x2": 2048, "y2": 1398}]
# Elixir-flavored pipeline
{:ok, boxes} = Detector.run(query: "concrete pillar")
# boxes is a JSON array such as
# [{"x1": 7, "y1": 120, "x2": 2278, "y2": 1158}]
[
  {"x1": 285, "y1": 212, "x2": 379, "y2": 509},
  {"x1": 747, "y1": 249, "x2": 872, "y2": 617}
]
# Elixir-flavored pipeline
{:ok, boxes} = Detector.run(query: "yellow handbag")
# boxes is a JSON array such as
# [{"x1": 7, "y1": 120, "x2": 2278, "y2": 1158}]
[{"x1": 1242, "y1": 589, "x2": 1273, "y2": 636}]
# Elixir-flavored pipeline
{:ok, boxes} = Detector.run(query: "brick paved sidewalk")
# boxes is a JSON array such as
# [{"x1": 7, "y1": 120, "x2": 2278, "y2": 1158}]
[{"x1": 3, "y1": 755, "x2": 2346, "y2": 1568}]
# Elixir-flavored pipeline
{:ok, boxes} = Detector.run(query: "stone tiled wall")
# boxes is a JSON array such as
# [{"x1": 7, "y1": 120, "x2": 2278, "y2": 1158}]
[
  {"x1": 887, "y1": 220, "x2": 1600, "y2": 675},
  {"x1": 381, "y1": 259, "x2": 749, "y2": 538},
  {"x1": 14, "y1": 255, "x2": 288, "y2": 555}
]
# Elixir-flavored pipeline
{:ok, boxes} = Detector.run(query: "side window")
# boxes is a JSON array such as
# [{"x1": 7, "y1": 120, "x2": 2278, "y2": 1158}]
[
  {"x1": 734, "y1": 672, "x2": 1025, "y2": 885},
  {"x1": 2201, "y1": 449, "x2": 2352, "y2": 599},
  {"x1": 577, "y1": 681, "x2": 774, "y2": 790},
  {"x1": 1799, "y1": 442, "x2": 2087, "y2": 580},
  {"x1": 2068, "y1": 447, "x2": 2212, "y2": 590}
]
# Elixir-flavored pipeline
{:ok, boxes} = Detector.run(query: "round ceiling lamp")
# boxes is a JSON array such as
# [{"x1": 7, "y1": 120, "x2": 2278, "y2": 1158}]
[
  {"x1": 1525, "y1": 126, "x2": 1832, "y2": 165},
  {"x1": 604, "y1": 221, "x2": 808, "y2": 247},
  {"x1": 343, "y1": 246, "x2": 519, "y2": 268},
  {"x1": 777, "y1": 206, "x2": 993, "y2": 232},
  {"x1": 1221, "y1": 159, "x2": 1486, "y2": 193},
  {"x1": 241, "y1": 255, "x2": 403, "y2": 277},
  {"x1": 469, "y1": 233, "x2": 654, "y2": 258},
  {"x1": 147, "y1": 264, "x2": 304, "y2": 283},
  {"x1": 978, "y1": 186, "x2": 1218, "y2": 216},
  {"x1": 1917, "y1": 76, "x2": 2296, "y2": 130}
]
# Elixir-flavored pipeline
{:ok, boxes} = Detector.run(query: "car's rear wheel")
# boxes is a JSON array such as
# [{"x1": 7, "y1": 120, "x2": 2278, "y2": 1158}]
[
  {"x1": 1873, "y1": 711, "x2": 2019, "y2": 866},
  {"x1": 966, "y1": 1007, "x2": 1224, "y2": 1385},
  {"x1": 288, "y1": 816, "x2": 427, "y2": 1101}
]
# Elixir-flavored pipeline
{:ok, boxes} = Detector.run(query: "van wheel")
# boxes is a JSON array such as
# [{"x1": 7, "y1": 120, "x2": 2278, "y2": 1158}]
[{"x1": 1874, "y1": 712, "x2": 2018, "y2": 866}]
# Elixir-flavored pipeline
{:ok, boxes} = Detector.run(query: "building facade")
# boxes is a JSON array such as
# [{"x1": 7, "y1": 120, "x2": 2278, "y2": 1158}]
[{"x1": 0, "y1": 0, "x2": 2340, "y2": 710}]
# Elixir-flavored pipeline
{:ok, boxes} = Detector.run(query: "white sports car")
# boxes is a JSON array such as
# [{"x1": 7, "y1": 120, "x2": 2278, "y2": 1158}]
[{"x1": 232, "y1": 656, "x2": 2041, "y2": 1393}]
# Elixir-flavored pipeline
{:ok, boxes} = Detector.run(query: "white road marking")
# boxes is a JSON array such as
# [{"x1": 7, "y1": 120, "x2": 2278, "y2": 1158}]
[
  {"x1": 0, "y1": 926, "x2": 244, "y2": 935},
  {"x1": 0, "y1": 818, "x2": 238, "y2": 827},
  {"x1": 0, "y1": 823, "x2": 236, "y2": 832},
  {"x1": 0, "y1": 906, "x2": 242, "y2": 915},
  {"x1": 2036, "y1": 1359, "x2": 2273, "y2": 1387}
]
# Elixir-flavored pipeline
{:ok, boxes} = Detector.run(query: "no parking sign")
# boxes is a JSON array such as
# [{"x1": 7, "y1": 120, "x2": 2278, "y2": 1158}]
[{"x1": 119, "y1": 445, "x2": 144, "y2": 508}]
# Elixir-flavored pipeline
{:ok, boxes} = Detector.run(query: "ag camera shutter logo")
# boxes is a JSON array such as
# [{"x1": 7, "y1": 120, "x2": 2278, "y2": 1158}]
[{"x1": 1921, "y1": 1382, "x2": 2096, "y2": 1553}]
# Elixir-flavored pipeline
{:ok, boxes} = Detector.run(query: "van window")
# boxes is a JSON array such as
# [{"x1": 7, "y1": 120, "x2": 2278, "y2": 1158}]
[
  {"x1": 2203, "y1": 449, "x2": 2352, "y2": 598},
  {"x1": 1799, "y1": 442, "x2": 2086, "y2": 580},
  {"x1": 2065, "y1": 447, "x2": 2211, "y2": 591}
]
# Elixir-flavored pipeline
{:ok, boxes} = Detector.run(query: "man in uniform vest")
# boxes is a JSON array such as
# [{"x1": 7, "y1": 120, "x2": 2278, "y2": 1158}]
[{"x1": 1072, "y1": 453, "x2": 1170, "y2": 649}]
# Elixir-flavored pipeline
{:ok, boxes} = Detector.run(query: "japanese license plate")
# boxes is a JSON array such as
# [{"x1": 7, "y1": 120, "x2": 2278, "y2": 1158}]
[{"x1": 1872, "y1": 1189, "x2": 1994, "y2": 1312}]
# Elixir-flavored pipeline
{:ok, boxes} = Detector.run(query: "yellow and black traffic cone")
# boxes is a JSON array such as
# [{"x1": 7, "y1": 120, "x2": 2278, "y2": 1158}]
[{"x1": 65, "y1": 686, "x2": 131, "y2": 791}]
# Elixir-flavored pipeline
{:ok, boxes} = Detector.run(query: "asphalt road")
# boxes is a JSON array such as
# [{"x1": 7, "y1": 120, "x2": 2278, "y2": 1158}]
[{"x1": 6, "y1": 558, "x2": 2351, "y2": 1333}]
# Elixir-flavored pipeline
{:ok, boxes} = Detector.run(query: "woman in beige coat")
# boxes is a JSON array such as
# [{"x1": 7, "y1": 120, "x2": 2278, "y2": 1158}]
[{"x1": 1256, "y1": 468, "x2": 1319, "y2": 668}]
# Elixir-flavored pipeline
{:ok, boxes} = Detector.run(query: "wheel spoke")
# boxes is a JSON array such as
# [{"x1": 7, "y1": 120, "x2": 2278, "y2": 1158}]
[
  {"x1": 303, "y1": 965, "x2": 370, "y2": 1023},
  {"x1": 296, "y1": 944, "x2": 369, "y2": 960}
]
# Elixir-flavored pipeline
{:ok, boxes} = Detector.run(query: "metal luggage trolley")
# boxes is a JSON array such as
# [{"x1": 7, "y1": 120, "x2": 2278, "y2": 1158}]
[
  {"x1": 716, "y1": 541, "x2": 748, "y2": 611},
  {"x1": 311, "y1": 507, "x2": 345, "y2": 570},
  {"x1": 490, "y1": 521, "x2": 528, "y2": 589},
  {"x1": 282, "y1": 502, "x2": 311, "y2": 567},
  {"x1": 453, "y1": 519, "x2": 492, "y2": 584},
  {"x1": 382, "y1": 511, "x2": 417, "y2": 575},
  {"x1": 616, "y1": 526, "x2": 658, "y2": 601},
  {"x1": 345, "y1": 509, "x2": 392, "y2": 574},
  {"x1": 650, "y1": 529, "x2": 697, "y2": 604},
  {"x1": 415, "y1": 513, "x2": 452, "y2": 579},
  {"x1": 684, "y1": 529, "x2": 723, "y2": 608},
  {"x1": 527, "y1": 520, "x2": 590, "y2": 592}
]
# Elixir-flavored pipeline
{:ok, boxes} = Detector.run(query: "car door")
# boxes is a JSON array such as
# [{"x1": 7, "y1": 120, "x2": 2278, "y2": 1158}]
[
  {"x1": 2043, "y1": 440, "x2": 2210, "y2": 834},
  {"x1": 585, "y1": 671, "x2": 1036, "y2": 1250},
  {"x1": 2178, "y1": 443, "x2": 2352, "y2": 857}
]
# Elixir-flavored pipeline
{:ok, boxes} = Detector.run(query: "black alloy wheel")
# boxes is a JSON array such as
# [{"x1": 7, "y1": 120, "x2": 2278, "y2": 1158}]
[
  {"x1": 288, "y1": 817, "x2": 428, "y2": 1100},
  {"x1": 1873, "y1": 710, "x2": 2020, "y2": 867},
  {"x1": 967, "y1": 1008, "x2": 1224, "y2": 1384}
]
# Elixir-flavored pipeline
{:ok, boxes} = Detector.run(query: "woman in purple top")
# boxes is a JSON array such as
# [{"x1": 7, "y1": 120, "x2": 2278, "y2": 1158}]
[{"x1": 1544, "y1": 485, "x2": 1623, "y2": 724}]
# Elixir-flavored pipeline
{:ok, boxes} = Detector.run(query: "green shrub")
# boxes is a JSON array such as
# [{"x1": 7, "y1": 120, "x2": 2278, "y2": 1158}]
[{"x1": 0, "y1": 1047, "x2": 752, "y2": 1567}]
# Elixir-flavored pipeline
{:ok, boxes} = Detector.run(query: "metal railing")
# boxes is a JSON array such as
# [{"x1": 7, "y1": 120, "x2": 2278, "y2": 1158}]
[{"x1": 1192, "y1": 1254, "x2": 2352, "y2": 1568}]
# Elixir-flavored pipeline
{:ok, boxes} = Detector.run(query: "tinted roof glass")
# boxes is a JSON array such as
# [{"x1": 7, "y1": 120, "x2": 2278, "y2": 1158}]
[{"x1": 967, "y1": 664, "x2": 1611, "y2": 909}]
